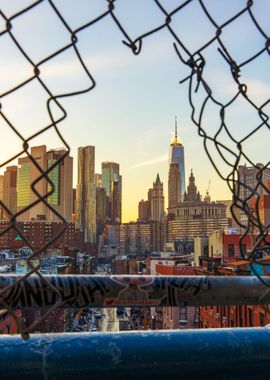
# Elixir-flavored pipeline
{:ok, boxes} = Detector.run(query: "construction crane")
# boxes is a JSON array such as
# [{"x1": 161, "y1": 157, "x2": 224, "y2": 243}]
[{"x1": 204, "y1": 180, "x2": 211, "y2": 202}]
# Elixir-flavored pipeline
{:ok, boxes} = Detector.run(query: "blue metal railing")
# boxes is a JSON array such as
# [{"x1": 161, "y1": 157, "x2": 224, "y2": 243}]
[{"x1": 1, "y1": 328, "x2": 270, "y2": 380}]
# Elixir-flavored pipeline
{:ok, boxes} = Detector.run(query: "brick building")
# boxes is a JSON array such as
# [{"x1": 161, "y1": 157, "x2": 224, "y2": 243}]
[
  {"x1": 0, "y1": 220, "x2": 83, "y2": 250},
  {"x1": 194, "y1": 229, "x2": 269, "y2": 266},
  {"x1": 198, "y1": 257, "x2": 270, "y2": 328}
]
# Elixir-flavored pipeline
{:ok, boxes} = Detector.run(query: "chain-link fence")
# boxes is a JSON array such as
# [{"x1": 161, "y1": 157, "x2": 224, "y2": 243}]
[{"x1": 0, "y1": 0, "x2": 269, "y2": 337}]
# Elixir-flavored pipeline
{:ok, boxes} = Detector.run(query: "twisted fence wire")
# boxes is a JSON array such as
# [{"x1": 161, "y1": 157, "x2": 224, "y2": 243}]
[{"x1": 0, "y1": 0, "x2": 269, "y2": 337}]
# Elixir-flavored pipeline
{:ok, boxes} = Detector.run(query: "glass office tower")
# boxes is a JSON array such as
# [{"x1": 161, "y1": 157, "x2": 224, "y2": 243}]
[{"x1": 169, "y1": 117, "x2": 186, "y2": 201}]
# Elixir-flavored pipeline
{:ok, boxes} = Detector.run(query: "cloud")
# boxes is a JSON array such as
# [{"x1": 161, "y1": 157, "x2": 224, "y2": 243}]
[
  {"x1": 242, "y1": 80, "x2": 270, "y2": 105},
  {"x1": 129, "y1": 154, "x2": 167, "y2": 169},
  {"x1": 41, "y1": 37, "x2": 172, "y2": 78},
  {"x1": 224, "y1": 78, "x2": 270, "y2": 100}
]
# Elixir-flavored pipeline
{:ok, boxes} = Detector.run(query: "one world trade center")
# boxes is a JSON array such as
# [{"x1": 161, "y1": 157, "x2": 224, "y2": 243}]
[{"x1": 169, "y1": 117, "x2": 186, "y2": 202}]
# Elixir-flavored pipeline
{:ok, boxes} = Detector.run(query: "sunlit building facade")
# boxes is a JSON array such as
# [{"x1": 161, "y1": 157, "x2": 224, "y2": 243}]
[
  {"x1": 17, "y1": 146, "x2": 47, "y2": 221},
  {"x1": 168, "y1": 170, "x2": 228, "y2": 241},
  {"x1": 101, "y1": 161, "x2": 122, "y2": 223},
  {"x1": 119, "y1": 220, "x2": 165, "y2": 256},
  {"x1": 102, "y1": 162, "x2": 120, "y2": 197},
  {"x1": 151, "y1": 174, "x2": 165, "y2": 221},
  {"x1": 76, "y1": 146, "x2": 96, "y2": 243},
  {"x1": 17, "y1": 146, "x2": 73, "y2": 222}
]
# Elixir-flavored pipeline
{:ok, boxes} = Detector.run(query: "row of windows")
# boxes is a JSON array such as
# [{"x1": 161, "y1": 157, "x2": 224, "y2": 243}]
[
  {"x1": 228, "y1": 244, "x2": 246, "y2": 257},
  {"x1": 203, "y1": 306, "x2": 265, "y2": 327}
]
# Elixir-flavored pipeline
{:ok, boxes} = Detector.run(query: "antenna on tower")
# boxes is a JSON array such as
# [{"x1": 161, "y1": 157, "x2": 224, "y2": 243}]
[{"x1": 175, "y1": 115, "x2": 178, "y2": 140}]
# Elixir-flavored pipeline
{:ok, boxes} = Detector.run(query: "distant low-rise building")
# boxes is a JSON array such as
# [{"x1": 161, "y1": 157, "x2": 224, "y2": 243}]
[{"x1": 119, "y1": 220, "x2": 165, "y2": 256}]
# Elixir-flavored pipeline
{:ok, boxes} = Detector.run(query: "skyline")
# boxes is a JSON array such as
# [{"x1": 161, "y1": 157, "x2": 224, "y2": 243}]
[
  {"x1": 2, "y1": 129, "x2": 232, "y2": 224},
  {"x1": 0, "y1": 1, "x2": 268, "y2": 222}
]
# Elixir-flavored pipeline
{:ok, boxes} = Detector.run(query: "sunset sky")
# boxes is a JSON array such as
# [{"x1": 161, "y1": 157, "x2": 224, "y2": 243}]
[{"x1": 0, "y1": 0, "x2": 269, "y2": 222}]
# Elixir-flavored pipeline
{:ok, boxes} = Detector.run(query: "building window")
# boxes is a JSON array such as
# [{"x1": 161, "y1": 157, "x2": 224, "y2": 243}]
[
  {"x1": 240, "y1": 244, "x2": 246, "y2": 257},
  {"x1": 239, "y1": 306, "x2": 243, "y2": 327},
  {"x1": 179, "y1": 306, "x2": 187, "y2": 325},
  {"x1": 228, "y1": 244, "x2": 235, "y2": 257},
  {"x1": 259, "y1": 313, "x2": 265, "y2": 327},
  {"x1": 248, "y1": 308, "x2": 253, "y2": 327}
]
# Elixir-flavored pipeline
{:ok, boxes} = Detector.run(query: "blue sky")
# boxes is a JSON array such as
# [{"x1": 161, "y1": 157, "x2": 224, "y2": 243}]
[{"x1": 0, "y1": 0, "x2": 269, "y2": 221}]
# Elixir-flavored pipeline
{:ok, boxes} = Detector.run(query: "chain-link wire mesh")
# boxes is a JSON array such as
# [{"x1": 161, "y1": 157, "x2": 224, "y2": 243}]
[{"x1": 0, "y1": 0, "x2": 269, "y2": 337}]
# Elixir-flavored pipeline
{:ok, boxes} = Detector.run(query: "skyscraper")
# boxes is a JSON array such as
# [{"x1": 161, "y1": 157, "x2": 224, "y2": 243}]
[
  {"x1": 101, "y1": 161, "x2": 122, "y2": 223},
  {"x1": 76, "y1": 146, "x2": 96, "y2": 243},
  {"x1": 17, "y1": 146, "x2": 73, "y2": 222},
  {"x1": 102, "y1": 162, "x2": 120, "y2": 196},
  {"x1": 168, "y1": 162, "x2": 181, "y2": 208},
  {"x1": 46, "y1": 148, "x2": 73, "y2": 222},
  {"x1": 17, "y1": 145, "x2": 47, "y2": 221},
  {"x1": 138, "y1": 199, "x2": 150, "y2": 222},
  {"x1": 96, "y1": 185, "x2": 107, "y2": 237},
  {"x1": 169, "y1": 117, "x2": 185, "y2": 201},
  {"x1": 3, "y1": 166, "x2": 17, "y2": 219},
  {"x1": 151, "y1": 173, "x2": 165, "y2": 221},
  {"x1": 112, "y1": 180, "x2": 121, "y2": 223}
]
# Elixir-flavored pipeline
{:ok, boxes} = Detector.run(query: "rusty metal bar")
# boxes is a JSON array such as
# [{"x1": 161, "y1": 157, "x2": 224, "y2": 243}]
[
  {"x1": 1, "y1": 328, "x2": 270, "y2": 380},
  {"x1": 1, "y1": 275, "x2": 270, "y2": 308}
]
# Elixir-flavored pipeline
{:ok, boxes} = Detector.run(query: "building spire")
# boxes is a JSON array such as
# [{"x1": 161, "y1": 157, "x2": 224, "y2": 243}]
[
  {"x1": 171, "y1": 116, "x2": 182, "y2": 146},
  {"x1": 155, "y1": 173, "x2": 162, "y2": 186}
]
